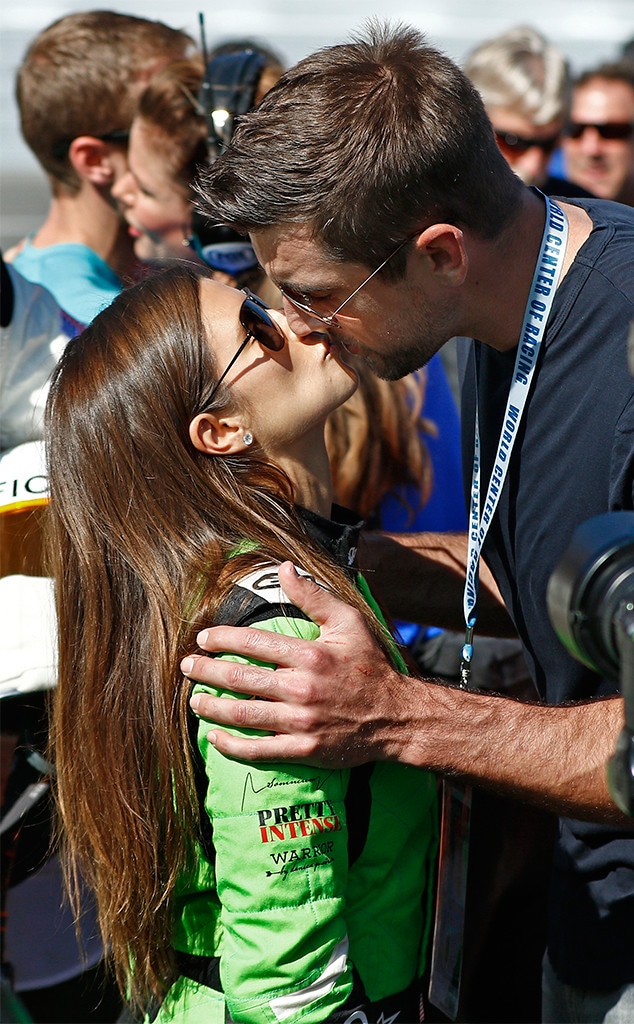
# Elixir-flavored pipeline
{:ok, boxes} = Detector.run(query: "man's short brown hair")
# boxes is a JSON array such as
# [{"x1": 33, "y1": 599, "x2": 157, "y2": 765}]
[
  {"x1": 197, "y1": 21, "x2": 523, "y2": 271},
  {"x1": 16, "y1": 10, "x2": 195, "y2": 193}
]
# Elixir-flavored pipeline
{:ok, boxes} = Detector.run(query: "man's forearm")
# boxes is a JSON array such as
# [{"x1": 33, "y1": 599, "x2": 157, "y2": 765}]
[
  {"x1": 384, "y1": 674, "x2": 630, "y2": 825},
  {"x1": 360, "y1": 530, "x2": 515, "y2": 636},
  {"x1": 186, "y1": 564, "x2": 629, "y2": 825}
]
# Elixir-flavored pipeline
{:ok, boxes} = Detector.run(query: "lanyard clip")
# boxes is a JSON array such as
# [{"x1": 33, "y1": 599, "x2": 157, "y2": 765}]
[{"x1": 459, "y1": 624, "x2": 474, "y2": 689}]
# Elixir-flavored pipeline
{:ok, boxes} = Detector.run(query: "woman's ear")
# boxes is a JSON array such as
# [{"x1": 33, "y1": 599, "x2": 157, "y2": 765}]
[{"x1": 189, "y1": 413, "x2": 251, "y2": 456}]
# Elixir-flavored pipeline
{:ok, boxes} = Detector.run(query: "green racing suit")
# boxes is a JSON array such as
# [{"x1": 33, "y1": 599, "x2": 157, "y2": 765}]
[{"x1": 154, "y1": 508, "x2": 439, "y2": 1024}]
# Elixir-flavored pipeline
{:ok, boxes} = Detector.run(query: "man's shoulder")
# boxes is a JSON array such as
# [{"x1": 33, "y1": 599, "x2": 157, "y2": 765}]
[
  {"x1": 568, "y1": 196, "x2": 634, "y2": 232},
  {"x1": 566, "y1": 199, "x2": 634, "y2": 303}
]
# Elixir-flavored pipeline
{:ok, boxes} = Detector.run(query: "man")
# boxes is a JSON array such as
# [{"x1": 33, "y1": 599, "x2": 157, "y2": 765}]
[
  {"x1": 463, "y1": 25, "x2": 587, "y2": 195},
  {"x1": 8, "y1": 10, "x2": 194, "y2": 324},
  {"x1": 464, "y1": 25, "x2": 593, "y2": 197},
  {"x1": 182, "y1": 24, "x2": 634, "y2": 1024},
  {"x1": 562, "y1": 61, "x2": 634, "y2": 205}
]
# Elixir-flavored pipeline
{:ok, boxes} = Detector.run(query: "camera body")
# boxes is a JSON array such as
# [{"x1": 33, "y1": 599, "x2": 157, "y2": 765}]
[{"x1": 547, "y1": 512, "x2": 634, "y2": 814}]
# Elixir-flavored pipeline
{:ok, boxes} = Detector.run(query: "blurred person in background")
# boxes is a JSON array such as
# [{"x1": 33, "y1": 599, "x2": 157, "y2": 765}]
[
  {"x1": 113, "y1": 40, "x2": 285, "y2": 309},
  {"x1": 0, "y1": 257, "x2": 115, "y2": 1023},
  {"x1": 562, "y1": 61, "x2": 634, "y2": 205},
  {"x1": 6, "y1": 10, "x2": 194, "y2": 325},
  {"x1": 464, "y1": 25, "x2": 591, "y2": 196},
  {"x1": 111, "y1": 57, "x2": 207, "y2": 269}
]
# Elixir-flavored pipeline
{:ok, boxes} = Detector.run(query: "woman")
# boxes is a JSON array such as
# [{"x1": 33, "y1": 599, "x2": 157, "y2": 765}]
[
  {"x1": 111, "y1": 54, "x2": 282, "y2": 305},
  {"x1": 45, "y1": 265, "x2": 438, "y2": 1023},
  {"x1": 110, "y1": 57, "x2": 208, "y2": 266}
]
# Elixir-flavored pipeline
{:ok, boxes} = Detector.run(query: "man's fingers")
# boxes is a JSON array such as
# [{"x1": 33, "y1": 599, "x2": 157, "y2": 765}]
[
  {"x1": 206, "y1": 728, "x2": 320, "y2": 765},
  {"x1": 182, "y1": 650, "x2": 293, "y2": 700},
  {"x1": 189, "y1": 688, "x2": 304, "y2": 733},
  {"x1": 193, "y1": 621, "x2": 315, "y2": 667}
]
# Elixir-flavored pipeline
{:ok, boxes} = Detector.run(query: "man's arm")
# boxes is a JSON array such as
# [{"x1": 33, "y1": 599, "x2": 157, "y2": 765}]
[
  {"x1": 359, "y1": 530, "x2": 515, "y2": 635},
  {"x1": 185, "y1": 562, "x2": 632, "y2": 827}
]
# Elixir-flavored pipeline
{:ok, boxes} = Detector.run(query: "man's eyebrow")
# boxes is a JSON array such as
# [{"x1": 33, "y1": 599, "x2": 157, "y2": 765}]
[{"x1": 274, "y1": 277, "x2": 336, "y2": 297}]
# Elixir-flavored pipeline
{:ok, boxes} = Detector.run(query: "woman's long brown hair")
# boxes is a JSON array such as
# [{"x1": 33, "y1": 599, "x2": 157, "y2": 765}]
[
  {"x1": 44, "y1": 264, "x2": 395, "y2": 1014},
  {"x1": 326, "y1": 358, "x2": 435, "y2": 521}
]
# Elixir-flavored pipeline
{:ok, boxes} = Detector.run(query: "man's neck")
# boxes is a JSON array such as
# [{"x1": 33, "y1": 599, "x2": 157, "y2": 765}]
[
  {"x1": 32, "y1": 187, "x2": 140, "y2": 283},
  {"x1": 461, "y1": 188, "x2": 591, "y2": 352}
]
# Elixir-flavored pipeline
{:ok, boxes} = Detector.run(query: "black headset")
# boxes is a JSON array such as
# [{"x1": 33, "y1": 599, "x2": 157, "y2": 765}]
[{"x1": 189, "y1": 15, "x2": 267, "y2": 275}]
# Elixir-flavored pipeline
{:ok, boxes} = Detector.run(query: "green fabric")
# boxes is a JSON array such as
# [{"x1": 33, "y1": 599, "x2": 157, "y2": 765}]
[{"x1": 155, "y1": 572, "x2": 438, "y2": 1024}]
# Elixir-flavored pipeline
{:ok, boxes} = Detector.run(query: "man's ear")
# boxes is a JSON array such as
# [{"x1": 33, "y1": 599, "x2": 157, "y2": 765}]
[
  {"x1": 413, "y1": 223, "x2": 468, "y2": 285},
  {"x1": 189, "y1": 412, "x2": 250, "y2": 456},
  {"x1": 68, "y1": 136, "x2": 118, "y2": 187}
]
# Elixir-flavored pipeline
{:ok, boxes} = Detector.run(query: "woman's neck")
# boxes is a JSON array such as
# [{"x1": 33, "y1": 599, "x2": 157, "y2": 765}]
[{"x1": 274, "y1": 433, "x2": 333, "y2": 518}]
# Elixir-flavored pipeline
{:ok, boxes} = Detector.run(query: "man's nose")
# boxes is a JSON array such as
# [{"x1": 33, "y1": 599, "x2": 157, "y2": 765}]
[
  {"x1": 281, "y1": 296, "x2": 327, "y2": 336},
  {"x1": 577, "y1": 126, "x2": 605, "y2": 155}
]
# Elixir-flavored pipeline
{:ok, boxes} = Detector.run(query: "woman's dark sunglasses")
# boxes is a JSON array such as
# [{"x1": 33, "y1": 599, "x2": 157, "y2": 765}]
[{"x1": 206, "y1": 289, "x2": 285, "y2": 405}]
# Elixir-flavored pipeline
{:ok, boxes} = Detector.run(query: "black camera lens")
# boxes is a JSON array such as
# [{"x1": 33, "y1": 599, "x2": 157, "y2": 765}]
[{"x1": 546, "y1": 512, "x2": 634, "y2": 681}]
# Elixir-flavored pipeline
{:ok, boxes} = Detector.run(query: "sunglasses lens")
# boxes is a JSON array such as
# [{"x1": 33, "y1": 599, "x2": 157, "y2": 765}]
[
  {"x1": 495, "y1": 131, "x2": 559, "y2": 155},
  {"x1": 539, "y1": 136, "x2": 559, "y2": 154},
  {"x1": 567, "y1": 122, "x2": 634, "y2": 140},
  {"x1": 240, "y1": 297, "x2": 285, "y2": 351},
  {"x1": 600, "y1": 123, "x2": 634, "y2": 140},
  {"x1": 496, "y1": 132, "x2": 529, "y2": 154}
]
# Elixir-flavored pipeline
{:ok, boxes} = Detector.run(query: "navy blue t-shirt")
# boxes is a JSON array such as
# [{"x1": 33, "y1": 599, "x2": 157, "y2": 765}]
[{"x1": 459, "y1": 197, "x2": 634, "y2": 989}]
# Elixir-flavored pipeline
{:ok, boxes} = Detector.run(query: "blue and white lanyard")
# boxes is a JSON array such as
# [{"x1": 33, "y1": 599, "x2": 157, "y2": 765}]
[{"x1": 460, "y1": 193, "x2": 569, "y2": 687}]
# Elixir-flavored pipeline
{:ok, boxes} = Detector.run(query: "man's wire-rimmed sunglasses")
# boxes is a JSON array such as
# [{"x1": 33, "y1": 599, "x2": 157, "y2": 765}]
[
  {"x1": 206, "y1": 289, "x2": 285, "y2": 406},
  {"x1": 564, "y1": 121, "x2": 634, "y2": 141},
  {"x1": 494, "y1": 129, "x2": 560, "y2": 155},
  {"x1": 280, "y1": 232, "x2": 418, "y2": 329}
]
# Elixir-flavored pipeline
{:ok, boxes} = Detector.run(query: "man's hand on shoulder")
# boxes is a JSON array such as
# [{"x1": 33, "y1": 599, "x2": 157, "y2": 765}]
[{"x1": 184, "y1": 561, "x2": 408, "y2": 767}]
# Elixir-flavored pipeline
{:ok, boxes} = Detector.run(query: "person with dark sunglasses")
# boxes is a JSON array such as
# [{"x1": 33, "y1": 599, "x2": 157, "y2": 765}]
[
  {"x1": 563, "y1": 61, "x2": 634, "y2": 205},
  {"x1": 464, "y1": 26, "x2": 593, "y2": 198},
  {"x1": 44, "y1": 265, "x2": 439, "y2": 1024}
]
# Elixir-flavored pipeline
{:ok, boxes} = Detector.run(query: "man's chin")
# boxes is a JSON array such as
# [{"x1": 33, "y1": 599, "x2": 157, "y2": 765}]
[
  {"x1": 339, "y1": 331, "x2": 440, "y2": 380},
  {"x1": 363, "y1": 346, "x2": 433, "y2": 381}
]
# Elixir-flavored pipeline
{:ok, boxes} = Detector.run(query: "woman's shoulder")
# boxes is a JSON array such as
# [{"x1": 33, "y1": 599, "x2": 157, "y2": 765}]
[{"x1": 216, "y1": 563, "x2": 318, "y2": 629}]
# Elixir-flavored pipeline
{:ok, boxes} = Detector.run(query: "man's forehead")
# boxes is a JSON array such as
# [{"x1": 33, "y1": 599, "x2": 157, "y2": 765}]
[
  {"x1": 573, "y1": 78, "x2": 634, "y2": 117},
  {"x1": 250, "y1": 225, "x2": 353, "y2": 294}
]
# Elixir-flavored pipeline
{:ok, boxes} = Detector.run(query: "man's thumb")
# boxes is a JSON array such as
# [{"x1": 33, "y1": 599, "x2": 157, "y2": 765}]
[{"x1": 278, "y1": 560, "x2": 341, "y2": 626}]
